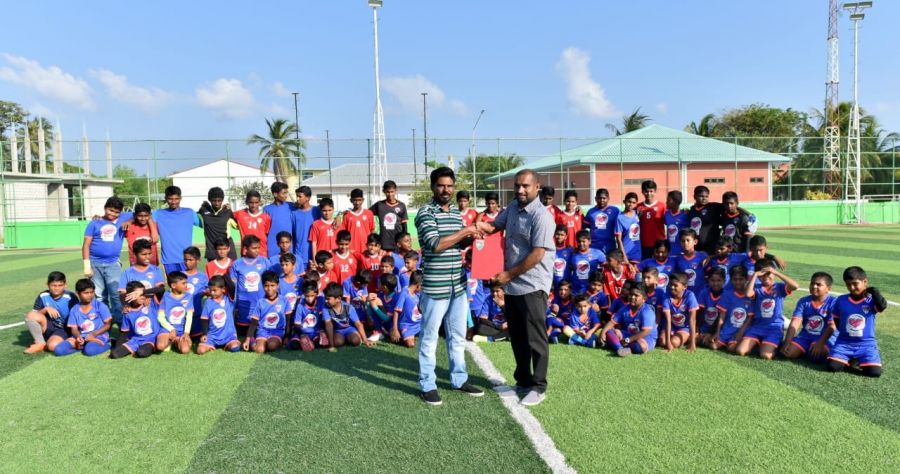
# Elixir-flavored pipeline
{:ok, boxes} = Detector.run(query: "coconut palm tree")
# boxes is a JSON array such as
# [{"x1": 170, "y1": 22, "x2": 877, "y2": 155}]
[
  {"x1": 247, "y1": 118, "x2": 306, "y2": 183},
  {"x1": 684, "y1": 113, "x2": 718, "y2": 137},
  {"x1": 605, "y1": 107, "x2": 651, "y2": 136}
]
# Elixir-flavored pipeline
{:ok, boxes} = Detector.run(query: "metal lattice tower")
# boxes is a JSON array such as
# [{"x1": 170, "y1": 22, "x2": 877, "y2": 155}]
[
  {"x1": 824, "y1": 0, "x2": 841, "y2": 198},
  {"x1": 370, "y1": 0, "x2": 387, "y2": 202},
  {"x1": 843, "y1": 2, "x2": 872, "y2": 224}
]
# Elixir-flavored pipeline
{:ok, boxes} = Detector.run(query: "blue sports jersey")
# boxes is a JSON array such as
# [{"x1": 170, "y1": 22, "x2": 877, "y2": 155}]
[
  {"x1": 716, "y1": 290, "x2": 753, "y2": 340},
  {"x1": 378, "y1": 290, "x2": 406, "y2": 321},
  {"x1": 704, "y1": 253, "x2": 752, "y2": 285},
  {"x1": 152, "y1": 207, "x2": 200, "y2": 265},
  {"x1": 637, "y1": 257, "x2": 675, "y2": 291},
  {"x1": 84, "y1": 212, "x2": 132, "y2": 263},
  {"x1": 609, "y1": 296, "x2": 628, "y2": 317},
  {"x1": 697, "y1": 288, "x2": 724, "y2": 331},
  {"x1": 184, "y1": 271, "x2": 209, "y2": 312},
  {"x1": 615, "y1": 211, "x2": 641, "y2": 262},
  {"x1": 553, "y1": 296, "x2": 575, "y2": 320},
  {"x1": 342, "y1": 277, "x2": 369, "y2": 314},
  {"x1": 613, "y1": 303, "x2": 658, "y2": 342},
  {"x1": 121, "y1": 301, "x2": 160, "y2": 343},
  {"x1": 586, "y1": 290, "x2": 610, "y2": 312},
  {"x1": 294, "y1": 298, "x2": 324, "y2": 338},
  {"x1": 465, "y1": 271, "x2": 486, "y2": 315},
  {"x1": 479, "y1": 297, "x2": 506, "y2": 326},
  {"x1": 279, "y1": 277, "x2": 300, "y2": 313},
  {"x1": 322, "y1": 302, "x2": 360, "y2": 330},
  {"x1": 569, "y1": 248, "x2": 606, "y2": 294},
  {"x1": 159, "y1": 291, "x2": 194, "y2": 335},
  {"x1": 553, "y1": 247, "x2": 574, "y2": 288},
  {"x1": 270, "y1": 255, "x2": 303, "y2": 276},
  {"x1": 792, "y1": 295, "x2": 836, "y2": 341},
  {"x1": 290, "y1": 205, "x2": 320, "y2": 271},
  {"x1": 33, "y1": 290, "x2": 77, "y2": 329},
  {"x1": 201, "y1": 296, "x2": 237, "y2": 340},
  {"x1": 567, "y1": 309, "x2": 600, "y2": 332},
  {"x1": 397, "y1": 272, "x2": 410, "y2": 290},
  {"x1": 661, "y1": 290, "x2": 699, "y2": 332},
  {"x1": 264, "y1": 201, "x2": 294, "y2": 259},
  {"x1": 398, "y1": 289, "x2": 422, "y2": 328},
  {"x1": 664, "y1": 210, "x2": 689, "y2": 256},
  {"x1": 831, "y1": 293, "x2": 881, "y2": 344},
  {"x1": 118, "y1": 264, "x2": 164, "y2": 291},
  {"x1": 674, "y1": 251, "x2": 709, "y2": 294},
  {"x1": 750, "y1": 282, "x2": 790, "y2": 330},
  {"x1": 67, "y1": 300, "x2": 112, "y2": 341},
  {"x1": 229, "y1": 256, "x2": 271, "y2": 306},
  {"x1": 585, "y1": 206, "x2": 619, "y2": 251},
  {"x1": 251, "y1": 296, "x2": 288, "y2": 335}
]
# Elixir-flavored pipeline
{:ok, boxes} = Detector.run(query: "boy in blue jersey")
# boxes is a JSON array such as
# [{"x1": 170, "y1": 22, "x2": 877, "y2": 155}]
[
  {"x1": 197, "y1": 276, "x2": 242, "y2": 354},
  {"x1": 826, "y1": 266, "x2": 889, "y2": 377},
  {"x1": 183, "y1": 247, "x2": 209, "y2": 338},
  {"x1": 702, "y1": 236, "x2": 752, "y2": 286},
  {"x1": 53, "y1": 279, "x2": 112, "y2": 357},
  {"x1": 152, "y1": 186, "x2": 201, "y2": 274},
  {"x1": 563, "y1": 294, "x2": 601, "y2": 347},
  {"x1": 474, "y1": 282, "x2": 509, "y2": 343},
  {"x1": 118, "y1": 239, "x2": 165, "y2": 298},
  {"x1": 711, "y1": 265, "x2": 751, "y2": 353},
  {"x1": 291, "y1": 186, "x2": 320, "y2": 274},
  {"x1": 289, "y1": 281, "x2": 326, "y2": 351},
  {"x1": 660, "y1": 272, "x2": 699, "y2": 352},
  {"x1": 392, "y1": 232, "x2": 417, "y2": 271},
  {"x1": 552, "y1": 225, "x2": 573, "y2": 290},
  {"x1": 398, "y1": 251, "x2": 419, "y2": 289},
  {"x1": 464, "y1": 253, "x2": 485, "y2": 338},
  {"x1": 736, "y1": 258, "x2": 798, "y2": 360},
  {"x1": 24, "y1": 271, "x2": 78, "y2": 354},
  {"x1": 322, "y1": 282, "x2": 373, "y2": 351},
  {"x1": 637, "y1": 239, "x2": 674, "y2": 292},
  {"x1": 569, "y1": 230, "x2": 606, "y2": 295},
  {"x1": 585, "y1": 271, "x2": 611, "y2": 320},
  {"x1": 393, "y1": 270, "x2": 423, "y2": 347},
  {"x1": 82, "y1": 196, "x2": 128, "y2": 322},
  {"x1": 546, "y1": 281, "x2": 574, "y2": 342},
  {"x1": 343, "y1": 269, "x2": 371, "y2": 316},
  {"x1": 272, "y1": 231, "x2": 302, "y2": 276},
  {"x1": 674, "y1": 229, "x2": 708, "y2": 295},
  {"x1": 278, "y1": 253, "x2": 300, "y2": 338},
  {"x1": 155, "y1": 271, "x2": 195, "y2": 354},
  {"x1": 615, "y1": 192, "x2": 641, "y2": 265},
  {"x1": 782, "y1": 272, "x2": 837, "y2": 362},
  {"x1": 244, "y1": 271, "x2": 288, "y2": 353},
  {"x1": 264, "y1": 182, "x2": 294, "y2": 259},
  {"x1": 110, "y1": 281, "x2": 160, "y2": 359},
  {"x1": 367, "y1": 272, "x2": 405, "y2": 342},
  {"x1": 663, "y1": 190, "x2": 689, "y2": 256},
  {"x1": 584, "y1": 188, "x2": 619, "y2": 253},
  {"x1": 697, "y1": 268, "x2": 726, "y2": 348},
  {"x1": 229, "y1": 235, "x2": 272, "y2": 334},
  {"x1": 600, "y1": 283, "x2": 658, "y2": 356}
]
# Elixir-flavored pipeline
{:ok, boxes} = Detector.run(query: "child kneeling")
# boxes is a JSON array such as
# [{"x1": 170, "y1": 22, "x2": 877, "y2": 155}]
[{"x1": 599, "y1": 283, "x2": 657, "y2": 356}]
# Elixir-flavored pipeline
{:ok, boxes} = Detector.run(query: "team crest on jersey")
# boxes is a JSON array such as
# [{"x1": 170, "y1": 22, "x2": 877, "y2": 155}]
[
  {"x1": 100, "y1": 224, "x2": 117, "y2": 241},
  {"x1": 690, "y1": 217, "x2": 702, "y2": 231},
  {"x1": 576, "y1": 261, "x2": 590, "y2": 278},
  {"x1": 731, "y1": 307, "x2": 747, "y2": 326},
  {"x1": 384, "y1": 213, "x2": 397, "y2": 226},
  {"x1": 285, "y1": 293, "x2": 298, "y2": 308},
  {"x1": 553, "y1": 258, "x2": 566, "y2": 275},
  {"x1": 658, "y1": 274, "x2": 669, "y2": 287},
  {"x1": 672, "y1": 313, "x2": 686, "y2": 327},
  {"x1": 724, "y1": 224, "x2": 736, "y2": 237},
  {"x1": 303, "y1": 314, "x2": 317, "y2": 328},
  {"x1": 629, "y1": 224, "x2": 640, "y2": 240},
  {"x1": 760, "y1": 299, "x2": 775, "y2": 318},
  {"x1": 412, "y1": 306, "x2": 422, "y2": 322},
  {"x1": 476, "y1": 240, "x2": 485, "y2": 251},
  {"x1": 846, "y1": 314, "x2": 865, "y2": 337},
  {"x1": 212, "y1": 308, "x2": 227, "y2": 328},
  {"x1": 263, "y1": 313, "x2": 280, "y2": 329},
  {"x1": 806, "y1": 316, "x2": 824, "y2": 334},
  {"x1": 135, "y1": 316, "x2": 153, "y2": 336},
  {"x1": 256, "y1": 218, "x2": 262, "y2": 223},
  {"x1": 861, "y1": 305, "x2": 871, "y2": 314},
  {"x1": 627, "y1": 322, "x2": 640, "y2": 334},
  {"x1": 667, "y1": 225, "x2": 678, "y2": 239},
  {"x1": 140, "y1": 279, "x2": 152, "y2": 288},
  {"x1": 187, "y1": 283, "x2": 196, "y2": 294},
  {"x1": 246, "y1": 273, "x2": 260, "y2": 286},
  {"x1": 705, "y1": 308, "x2": 718, "y2": 324},
  {"x1": 685, "y1": 269, "x2": 696, "y2": 286},
  {"x1": 80, "y1": 320, "x2": 95, "y2": 333},
  {"x1": 169, "y1": 306, "x2": 186, "y2": 324},
  {"x1": 595, "y1": 213, "x2": 608, "y2": 228}
]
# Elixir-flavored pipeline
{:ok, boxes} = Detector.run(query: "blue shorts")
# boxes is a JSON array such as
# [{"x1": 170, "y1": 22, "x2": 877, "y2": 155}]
[
  {"x1": 670, "y1": 326, "x2": 691, "y2": 336},
  {"x1": 335, "y1": 326, "x2": 358, "y2": 338},
  {"x1": 631, "y1": 337, "x2": 655, "y2": 354},
  {"x1": 205, "y1": 332, "x2": 238, "y2": 347},
  {"x1": 789, "y1": 334, "x2": 831, "y2": 355},
  {"x1": 256, "y1": 328, "x2": 283, "y2": 341},
  {"x1": 718, "y1": 326, "x2": 740, "y2": 346},
  {"x1": 43, "y1": 325, "x2": 67, "y2": 341},
  {"x1": 400, "y1": 323, "x2": 420, "y2": 339},
  {"x1": 235, "y1": 300, "x2": 253, "y2": 326},
  {"x1": 743, "y1": 325, "x2": 783, "y2": 347},
  {"x1": 546, "y1": 316, "x2": 565, "y2": 329},
  {"x1": 163, "y1": 263, "x2": 187, "y2": 274},
  {"x1": 828, "y1": 341, "x2": 882, "y2": 367},
  {"x1": 125, "y1": 336, "x2": 156, "y2": 353}
]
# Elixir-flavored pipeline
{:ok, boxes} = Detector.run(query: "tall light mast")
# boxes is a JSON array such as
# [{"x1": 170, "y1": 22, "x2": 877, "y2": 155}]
[
  {"x1": 842, "y1": 1, "x2": 872, "y2": 224},
  {"x1": 369, "y1": 0, "x2": 387, "y2": 202},
  {"x1": 824, "y1": 0, "x2": 841, "y2": 198}
]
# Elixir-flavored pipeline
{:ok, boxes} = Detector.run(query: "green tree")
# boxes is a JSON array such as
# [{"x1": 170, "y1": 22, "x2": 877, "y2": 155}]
[
  {"x1": 0, "y1": 100, "x2": 27, "y2": 138},
  {"x1": 247, "y1": 118, "x2": 305, "y2": 184},
  {"x1": 605, "y1": 107, "x2": 651, "y2": 136},
  {"x1": 457, "y1": 153, "x2": 525, "y2": 197},
  {"x1": 710, "y1": 103, "x2": 807, "y2": 155},
  {"x1": 229, "y1": 180, "x2": 273, "y2": 205},
  {"x1": 684, "y1": 113, "x2": 718, "y2": 137},
  {"x1": 110, "y1": 164, "x2": 172, "y2": 208}
]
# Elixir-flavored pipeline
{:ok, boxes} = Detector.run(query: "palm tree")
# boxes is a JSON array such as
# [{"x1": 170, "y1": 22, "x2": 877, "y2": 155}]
[
  {"x1": 458, "y1": 153, "x2": 525, "y2": 193},
  {"x1": 247, "y1": 118, "x2": 306, "y2": 183},
  {"x1": 605, "y1": 107, "x2": 651, "y2": 136},
  {"x1": 684, "y1": 113, "x2": 717, "y2": 137},
  {"x1": 14, "y1": 118, "x2": 54, "y2": 173}
]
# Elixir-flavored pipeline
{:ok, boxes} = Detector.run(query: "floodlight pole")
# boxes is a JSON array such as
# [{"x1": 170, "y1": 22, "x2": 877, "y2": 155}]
[
  {"x1": 292, "y1": 92, "x2": 302, "y2": 183},
  {"x1": 370, "y1": 0, "x2": 387, "y2": 201},
  {"x1": 421, "y1": 92, "x2": 428, "y2": 167},
  {"x1": 470, "y1": 109, "x2": 485, "y2": 203},
  {"x1": 842, "y1": 1, "x2": 872, "y2": 224}
]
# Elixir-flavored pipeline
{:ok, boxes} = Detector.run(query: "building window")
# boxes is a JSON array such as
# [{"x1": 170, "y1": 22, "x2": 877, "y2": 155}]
[
  {"x1": 750, "y1": 177, "x2": 764, "y2": 183},
  {"x1": 704, "y1": 177, "x2": 725, "y2": 184},
  {"x1": 623, "y1": 178, "x2": 651, "y2": 186}
]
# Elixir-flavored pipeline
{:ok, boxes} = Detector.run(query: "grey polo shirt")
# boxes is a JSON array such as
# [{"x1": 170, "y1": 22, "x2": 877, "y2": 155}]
[{"x1": 492, "y1": 197, "x2": 556, "y2": 296}]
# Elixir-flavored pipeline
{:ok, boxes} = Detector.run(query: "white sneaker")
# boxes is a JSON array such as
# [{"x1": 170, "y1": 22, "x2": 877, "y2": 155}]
[
  {"x1": 519, "y1": 390, "x2": 546, "y2": 407},
  {"x1": 368, "y1": 331, "x2": 383, "y2": 342}
]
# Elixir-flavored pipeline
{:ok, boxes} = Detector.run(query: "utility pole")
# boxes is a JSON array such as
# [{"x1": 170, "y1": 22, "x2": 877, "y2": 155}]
[
  {"x1": 421, "y1": 92, "x2": 428, "y2": 169},
  {"x1": 369, "y1": 0, "x2": 387, "y2": 200},
  {"x1": 292, "y1": 92, "x2": 302, "y2": 183},
  {"x1": 824, "y1": 0, "x2": 841, "y2": 198},
  {"x1": 843, "y1": 1, "x2": 873, "y2": 224}
]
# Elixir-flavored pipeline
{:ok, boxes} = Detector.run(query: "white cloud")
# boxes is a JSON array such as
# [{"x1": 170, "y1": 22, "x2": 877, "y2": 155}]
[
  {"x1": 0, "y1": 54, "x2": 94, "y2": 109},
  {"x1": 269, "y1": 103, "x2": 290, "y2": 115},
  {"x1": 29, "y1": 103, "x2": 56, "y2": 118},
  {"x1": 382, "y1": 74, "x2": 467, "y2": 116},
  {"x1": 248, "y1": 72, "x2": 263, "y2": 88},
  {"x1": 270, "y1": 81, "x2": 291, "y2": 97},
  {"x1": 555, "y1": 47, "x2": 618, "y2": 119},
  {"x1": 655, "y1": 102, "x2": 669, "y2": 114},
  {"x1": 89, "y1": 68, "x2": 171, "y2": 113},
  {"x1": 195, "y1": 78, "x2": 255, "y2": 118}
]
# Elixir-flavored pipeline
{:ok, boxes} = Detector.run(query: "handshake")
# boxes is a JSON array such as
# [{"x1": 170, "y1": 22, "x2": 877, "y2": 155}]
[{"x1": 462, "y1": 221, "x2": 494, "y2": 239}]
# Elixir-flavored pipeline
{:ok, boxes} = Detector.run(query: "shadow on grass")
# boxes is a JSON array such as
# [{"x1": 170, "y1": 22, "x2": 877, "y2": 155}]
[{"x1": 0, "y1": 329, "x2": 45, "y2": 380}]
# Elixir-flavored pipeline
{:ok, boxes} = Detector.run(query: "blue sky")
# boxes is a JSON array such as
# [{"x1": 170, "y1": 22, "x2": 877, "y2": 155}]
[{"x1": 1, "y1": 1, "x2": 898, "y2": 172}]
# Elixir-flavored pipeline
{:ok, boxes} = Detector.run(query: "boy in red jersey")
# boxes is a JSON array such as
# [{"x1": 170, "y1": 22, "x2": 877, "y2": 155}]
[
  {"x1": 636, "y1": 180, "x2": 666, "y2": 260},
  {"x1": 555, "y1": 190, "x2": 583, "y2": 248},
  {"x1": 332, "y1": 230, "x2": 359, "y2": 284},
  {"x1": 124, "y1": 203, "x2": 160, "y2": 266},
  {"x1": 309, "y1": 197, "x2": 338, "y2": 255},
  {"x1": 233, "y1": 191, "x2": 271, "y2": 257},
  {"x1": 341, "y1": 188, "x2": 375, "y2": 254}
]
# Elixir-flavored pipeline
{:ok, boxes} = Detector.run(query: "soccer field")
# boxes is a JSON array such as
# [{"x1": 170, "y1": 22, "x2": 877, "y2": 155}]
[{"x1": 0, "y1": 226, "x2": 898, "y2": 473}]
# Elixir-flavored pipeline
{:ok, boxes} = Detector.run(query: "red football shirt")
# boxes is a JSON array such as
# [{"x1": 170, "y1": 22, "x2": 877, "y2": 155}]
[
  {"x1": 341, "y1": 209, "x2": 375, "y2": 255},
  {"x1": 309, "y1": 219, "x2": 338, "y2": 254},
  {"x1": 332, "y1": 249, "x2": 358, "y2": 285},
  {"x1": 125, "y1": 223, "x2": 159, "y2": 266},
  {"x1": 636, "y1": 201, "x2": 666, "y2": 248},
  {"x1": 602, "y1": 265, "x2": 635, "y2": 300},
  {"x1": 205, "y1": 258, "x2": 233, "y2": 279},
  {"x1": 460, "y1": 208, "x2": 478, "y2": 227},
  {"x1": 545, "y1": 204, "x2": 562, "y2": 221},
  {"x1": 358, "y1": 250, "x2": 384, "y2": 292},
  {"x1": 555, "y1": 209, "x2": 583, "y2": 248},
  {"x1": 316, "y1": 269, "x2": 339, "y2": 293},
  {"x1": 234, "y1": 209, "x2": 271, "y2": 256}
]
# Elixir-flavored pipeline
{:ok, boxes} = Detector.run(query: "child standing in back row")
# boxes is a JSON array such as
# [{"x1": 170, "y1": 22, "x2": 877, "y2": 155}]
[{"x1": 615, "y1": 192, "x2": 642, "y2": 265}]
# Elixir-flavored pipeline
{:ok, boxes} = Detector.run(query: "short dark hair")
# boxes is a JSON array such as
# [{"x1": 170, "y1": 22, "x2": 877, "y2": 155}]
[
  {"x1": 624, "y1": 192, "x2": 639, "y2": 202},
  {"x1": 842, "y1": 266, "x2": 867, "y2": 282},
  {"x1": 324, "y1": 282, "x2": 343, "y2": 299},
  {"x1": 555, "y1": 224, "x2": 568, "y2": 234},
  {"x1": 380, "y1": 255, "x2": 395, "y2": 265},
  {"x1": 134, "y1": 202, "x2": 152, "y2": 215},
  {"x1": 722, "y1": 191, "x2": 739, "y2": 203},
  {"x1": 631, "y1": 282, "x2": 649, "y2": 297},
  {"x1": 261, "y1": 270, "x2": 279, "y2": 285},
  {"x1": 164, "y1": 185, "x2": 181, "y2": 198},
  {"x1": 693, "y1": 185, "x2": 710, "y2": 196},
  {"x1": 276, "y1": 231, "x2": 292, "y2": 242},
  {"x1": 245, "y1": 190, "x2": 261, "y2": 203},
  {"x1": 404, "y1": 250, "x2": 419, "y2": 262},
  {"x1": 350, "y1": 188, "x2": 364, "y2": 199},
  {"x1": 669, "y1": 272, "x2": 689, "y2": 287},
  {"x1": 208, "y1": 187, "x2": 225, "y2": 200},
  {"x1": 716, "y1": 236, "x2": 735, "y2": 249},
  {"x1": 367, "y1": 233, "x2": 381, "y2": 246},
  {"x1": 104, "y1": 197, "x2": 124, "y2": 211},
  {"x1": 756, "y1": 257, "x2": 777, "y2": 271},
  {"x1": 641, "y1": 180, "x2": 657, "y2": 192},
  {"x1": 653, "y1": 239, "x2": 670, "y2": 252},
  {"x1": 296, "y1": 185, "x2": 312, "y2": 197},
  {"x1": 302, "y1": 280, "x2": 319, "y2": 295},
  {"x1": 557, "y1": 279, "x2": 571, "y2": 289},
  {"x1": 408, "y1": 270, "x2": 424, "y2": 287},
  {"x1": 315, "y1": 250, "x2": 333, "y2": 265},
  {"x1": 572, "y1": 293, "x2": 589, "y2": 306},
  {"x1": 319, "y1": 197, "x2": 334, "y2": 209},
  {"x1": 379, "y1": 273, "x2": 398, "y2": 292},
  {"x1": 280, "y1": 253, "x2": 296, "y2": 264},
  {"x1": 484, "y1": 191, "x2": 499, "y2": 203},
  {"x1": 811, "y1": 271, "x2": 833, "y2": 287},
  {"x1": 209, "y1": 275, "x2": 227, "y2": 289},
  {"x1": 667, "y1": 190, "x2": 682, "y2": 206},
  {"x1": 167, "y1": 271, "x2": 187, "y2": 285},
  {"x1": 606, "y1": 249, "x2": 624, "y2": 262},
  {"x1": 456, "y1": 190, "x2": 470, "y2": 200},
  {"x1": 641, "y1": 266, "x2": 659, "y2": 277},
  {"x1": 564, "y1": 190, "x2": 578, "y2": 201},
  {"x1": 336, "y1": 230, "x2": 351, "y2": 243},
  {"x1": 353, "y1": 269, "x2": 373, "y2": 285},
  {"x1": 213, "y1": 238, "x2": 230, "y2": 249},
  {"x1": 575, "y1": 229, "x2": 591, "y2": 241},
  {"x1": 596, "y1": 188, "x2": 609, "y2": 198},
  {"x1": 749, "y1": 235, "x2": 768, "y2": 248},
  {"x1": 589, "y1": 270, "x2": 603, "y2": 283},
  {"x1": 125, "y1": 280, "x2": 145, "y2": 295},
  {"x1": 271, "y1": 182, "x2": 288, "y2": 194},
  {"x1": 183, "y1": 246, "x2": 201, "y2": 259},
  {"x1": 241, "y1": 235, "x2": 261, "y2": 248},
  {"x1": 707, "y1": 267, "x2": 726, "y2": 281},
  {"x1": 540, "y1": 185, "x2": 555, "y2": 198},
  {"x1": 75, "y1": 278, "x2": 95, "y2": 293},
  {"x1": 679, "y1": 228, "x2": 699, "y2": 240},
  {"x1": 429, "y1": 167, "x2": 455, "y2": 187},
  {"x1": 729, "y1": 264, "x2": 748, "y2": 280},
  {"x1": 383, "y1": 180, "x2": 398, "y2": 191},
  {"x1": 133, "y1": 239, "x2": 152, "y2": 254}
]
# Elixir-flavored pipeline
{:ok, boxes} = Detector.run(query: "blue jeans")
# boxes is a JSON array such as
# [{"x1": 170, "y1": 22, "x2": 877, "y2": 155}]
[
  {"x1": 418, "y1": 292, "x2": 469, "y2": 393},
  {"x1": 91, "y1": 260, "x2": 122, "y2": 323}
]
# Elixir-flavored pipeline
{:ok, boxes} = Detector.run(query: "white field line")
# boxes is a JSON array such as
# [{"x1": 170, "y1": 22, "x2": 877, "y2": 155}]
[
  {"x1": 466, "y1": 341, "x2": 576, "y2": 474},
  {"x1": 0, "y1": 321, "x2": 25, "y2": 330},
  {"x1": 794, "y1": 288, "x2": 900, "y2": 307}
]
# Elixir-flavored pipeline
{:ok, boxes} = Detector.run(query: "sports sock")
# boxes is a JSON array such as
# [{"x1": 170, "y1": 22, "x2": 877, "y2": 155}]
[
  {"x1": 84, "y1": 341, "x2": 111, "y2": 357},
  {"x1": 605, "y1": 330, "x2": 622, "y2": 350},
  {"x1": 26, "y1": 319, "x2": 45, "y2": 345},
  {"x1": 53, "y1": 340, "x2": 77, "y2": 356},
  {"x1": 562, "y1": 327, "x2": 575, "y2": 338},
  {"x1": 228, "y1": 344, "x2": 241, "y2": 352},
  {"x1": 862, "y1": 366, "x2": 882, "y2": 378},
  {"x1": 135, "y1": 343, "x2": 153, "y2": 358},
  {"x1": 826, "y1": 359, "x2": 846, "y2": 372},
  {"x1": 110, "y1": 344, "x2": 131, "y2": 359},
  {"x1": 569, "y1": 334, "x2": 583, "y2": 345}
]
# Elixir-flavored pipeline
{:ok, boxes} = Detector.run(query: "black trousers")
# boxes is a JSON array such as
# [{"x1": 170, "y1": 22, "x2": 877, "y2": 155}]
[
  {"x1": 504, "y1": 291, "x2": 549, "y2": 393},
  {"x1": 475, "y1": 320, "x2": 509, "y2": 339}
]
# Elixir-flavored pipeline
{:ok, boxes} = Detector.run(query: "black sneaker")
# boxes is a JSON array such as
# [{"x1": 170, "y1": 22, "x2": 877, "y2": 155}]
[
  {"x1": 420, "y1": 390, "x2": 443, "y2": 406},
  {"x1": 454, "y1": 383, "x2": 485, "y2": 397}
]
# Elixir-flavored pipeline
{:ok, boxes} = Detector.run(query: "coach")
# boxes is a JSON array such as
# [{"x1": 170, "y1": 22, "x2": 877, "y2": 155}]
[
  {"x1": 477, "y1": 169, "x2": 555, "y2": 407},
  {"x1": 415, "y1": 167, "x2": 485, "y2": 406}
]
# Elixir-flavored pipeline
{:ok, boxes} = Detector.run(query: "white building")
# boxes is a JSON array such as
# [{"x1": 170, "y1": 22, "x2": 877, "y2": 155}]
[
  {"x1": 302, "y1": 162, "x2": 430, "y2": 211},
  {"x1": 168, "y1": 159, "x2": 276, "y2": 210}
]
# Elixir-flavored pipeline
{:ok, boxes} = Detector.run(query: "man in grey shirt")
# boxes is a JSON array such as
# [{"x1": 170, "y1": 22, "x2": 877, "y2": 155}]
[{"x1": 477, "y1": 169, "x2": 555, "y2": 406}]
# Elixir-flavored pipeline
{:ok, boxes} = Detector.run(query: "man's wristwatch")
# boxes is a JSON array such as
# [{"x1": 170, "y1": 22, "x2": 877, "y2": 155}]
[{"x1": 623, "y1": 337, "x2": 631, "y2": 345}]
